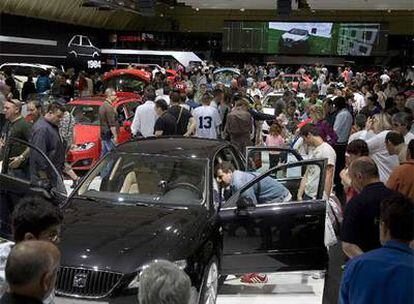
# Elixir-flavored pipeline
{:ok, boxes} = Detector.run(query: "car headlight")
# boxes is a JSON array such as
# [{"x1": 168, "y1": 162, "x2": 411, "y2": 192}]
[
  {"x1": 72, "y1": 142, "x2": 96, "y2": 151},
  {"x1": 126, "y1": 259, "x2": 187, "y2": 290}
]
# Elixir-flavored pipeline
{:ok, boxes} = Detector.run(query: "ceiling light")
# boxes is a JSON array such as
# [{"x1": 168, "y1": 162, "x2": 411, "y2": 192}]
[
  {"x1": 240, "y1": 8, "x2": 245, "y2": 12},
  {"x1": 195, "y1": 7, "x2": 199, "y2": 11}
]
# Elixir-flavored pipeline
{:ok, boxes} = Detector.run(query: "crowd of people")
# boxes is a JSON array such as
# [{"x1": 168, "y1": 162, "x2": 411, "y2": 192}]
[{"x1": 0, "y1": 62, "x2": 413, "y2": 303}]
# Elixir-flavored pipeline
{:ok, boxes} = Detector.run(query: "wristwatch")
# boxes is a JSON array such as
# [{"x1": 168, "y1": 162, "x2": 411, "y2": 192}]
[{"x1": 18, "y1": 155, "x2": 25, "y2": 162}]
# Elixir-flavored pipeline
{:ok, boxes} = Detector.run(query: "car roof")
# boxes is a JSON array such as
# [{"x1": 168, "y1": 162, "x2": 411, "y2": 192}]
[
  {"x1": 117, "y1": 137, "x2": 229, "y2": 159},
  {"x1": 103, "y1": 69, "x2": 151, "y2": 83},
  {"x1": 213, "y1": 68, "x2": 241, "y2": 75},
  {"x1": 68, "y1": 95, "x2": 138, "y2": 106}
]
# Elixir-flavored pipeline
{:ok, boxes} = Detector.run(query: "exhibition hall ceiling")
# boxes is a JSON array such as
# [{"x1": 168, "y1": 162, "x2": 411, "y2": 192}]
[{"x1": 177, "y1": 0, "x2": 414, "y2": 10}]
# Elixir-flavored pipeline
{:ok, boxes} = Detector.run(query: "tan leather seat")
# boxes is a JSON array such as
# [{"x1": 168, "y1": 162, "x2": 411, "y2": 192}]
[{"x1": 120, "y1": 171, "x2": 139, "y2": 194}]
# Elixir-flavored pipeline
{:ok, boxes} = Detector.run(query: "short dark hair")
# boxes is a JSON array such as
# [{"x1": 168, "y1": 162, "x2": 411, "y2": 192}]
[
  {"x1": 213, "y1": 88, "x2": 223, "y2": 97},
  {"x1": 12, "y1": 196, "x2": 63, "y2": 242},
  {"x1": 215, "y1": 161, "x2": 235, "y2": 175},
  {"x1": 355, "y1": 114, "x2": 367, "y2": 130},
  {"x1": 380, "y1": 194, "x2": 414, "y2": 241},
  {"x1": 333, "y1": 96, "x2": 347, "y2": 110},
  {"x1": 395, "y1": 92, "x2": 406, "y2": 100},
  {"x1": 144, "y1": 85, "x2": 156, "y2": 101},
  {"x1": 299, "y1": 123, "x2": 321, "y2": 137},
  {"x1": 46, "y1": 103, "x2": 65, "y2": 114},
  {"x1": 187, "y1": 90, "x2": 195, "y2": 99},
  {"x1": 347, "y1": 139, "x2": 369, "y2": 156},
  {"x1": 170, "y1": 91, "x2": 181, "y2": 104},
  {"x1": 385, "y1": 131, "x2": 405, "y2": 146},
  {"x1": 155, "y1": 99, "x2": 169, "y2": 112}
]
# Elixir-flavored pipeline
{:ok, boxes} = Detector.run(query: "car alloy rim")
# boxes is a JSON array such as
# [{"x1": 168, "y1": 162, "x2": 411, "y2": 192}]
[{"x1": 204, "y1": 261, "x2": 218, "y2": 304}]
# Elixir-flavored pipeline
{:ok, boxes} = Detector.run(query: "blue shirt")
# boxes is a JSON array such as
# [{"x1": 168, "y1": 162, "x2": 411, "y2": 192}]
[
  {"x1": 231, "y1": 170, "x2": 290, "y2": 204},
  {"x1": 339, "y1": 240, "x2": 414, "y2": 304}
]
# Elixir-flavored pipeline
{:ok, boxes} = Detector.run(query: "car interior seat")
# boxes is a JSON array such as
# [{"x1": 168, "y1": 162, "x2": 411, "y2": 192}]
[{"x1": 120, "y1": 171, "x2": 139, "y2": 194}]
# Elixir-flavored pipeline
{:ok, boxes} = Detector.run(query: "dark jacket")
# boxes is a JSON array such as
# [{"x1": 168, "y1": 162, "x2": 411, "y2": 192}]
[
  {"x1": 0, "y1": 292, "x2": 43, "y2": 304},
  {"x1": 21, "y1": 81, "x2": 36, "y2": 101},
  {"x1": 30, "y1": 117, "x2": 65, "y2": 187}
]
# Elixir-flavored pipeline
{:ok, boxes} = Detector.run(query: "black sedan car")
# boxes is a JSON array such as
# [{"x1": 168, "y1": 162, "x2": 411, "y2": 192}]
[{"x1": 0, "y1": 137, "x2": 338, "y2": 304}]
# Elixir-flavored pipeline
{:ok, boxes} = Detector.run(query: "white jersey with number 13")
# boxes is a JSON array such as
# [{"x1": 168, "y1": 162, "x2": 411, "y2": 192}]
[{"x1": 192, "y1": 105, "x2": 222, "y2": 139}]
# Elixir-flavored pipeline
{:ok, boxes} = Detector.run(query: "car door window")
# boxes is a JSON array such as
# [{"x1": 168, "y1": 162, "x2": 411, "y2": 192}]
[
  {"x1": 82, "y1": 37, "x2": 91, "y2": 47},
  {"x1": 71, "y1": 36, "x2": 81, "y2": 46},
  {"x1": 222, "y1": 158, "x2": 327, "y2": 209},
  {"x1": 245, "y1": 146, "x2": 302, "y2": 178}
]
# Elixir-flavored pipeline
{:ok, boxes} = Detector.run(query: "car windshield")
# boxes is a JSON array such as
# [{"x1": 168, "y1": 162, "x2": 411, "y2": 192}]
[
  {"x1": 288, "y1": 29, "x2": 308, "y2": 36},
  {"x1": 76, "y1": 153, "x2": 207, "y2": 206},
  {"x1": 213, "y1": 71, "x2": 238, "y2": 84},
  {"x1": 104, "y1": 75, "x2": 145, "y2": 93},
  {"x1": 66, "y1": 104, "x2": 100, "y2": 125}
]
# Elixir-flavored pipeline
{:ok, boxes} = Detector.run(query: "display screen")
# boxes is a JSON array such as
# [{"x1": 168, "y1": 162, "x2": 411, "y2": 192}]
[{"x1": 222, "y1": 21, "x2": 388, "y2": 56}]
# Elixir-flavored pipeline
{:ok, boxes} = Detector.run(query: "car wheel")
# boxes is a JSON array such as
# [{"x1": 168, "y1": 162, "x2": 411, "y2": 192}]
[{"x1": 199, "y1": 256, "x2": 219, "y2": 304}]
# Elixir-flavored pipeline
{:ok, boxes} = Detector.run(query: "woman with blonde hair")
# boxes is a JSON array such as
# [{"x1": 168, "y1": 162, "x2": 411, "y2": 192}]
[{"x1": 309, "y1": 105, "x2": 337, "y2": 146}]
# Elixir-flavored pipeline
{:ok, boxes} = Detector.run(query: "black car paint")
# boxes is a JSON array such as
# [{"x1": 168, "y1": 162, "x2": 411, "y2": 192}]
[{"x1": 1, "y1": 137, "x2": 329, "y2": 303}]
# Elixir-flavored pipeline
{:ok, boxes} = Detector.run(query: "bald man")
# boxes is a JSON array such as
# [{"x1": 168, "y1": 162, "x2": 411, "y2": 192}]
[
  {"x1": 341, "y1": 157, "x2": 398, "y2": 259},
  {"x1": 1, "y1": 241, "x2": 60, "y2": 304}
]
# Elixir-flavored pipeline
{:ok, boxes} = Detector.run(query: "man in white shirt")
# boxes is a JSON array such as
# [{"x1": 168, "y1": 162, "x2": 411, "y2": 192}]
[
  {"x1": 297, "y1": 124, "x2": 337, "y2": 200},
  {"x1": 380, "y1": 70, "x2": 391, "y2": 85},
  {"x1": 190, "y1": 93, "x2": 221, "y2": 139},
  {"x1": 131, "y1": 86, "x2": 158, "y2": 137},
  {"x1": 352, "y1": 87, "x2": 366, "y2": 113},
  {"x1": 361, "y1": 113, "x2": 413, "y2": 183}
]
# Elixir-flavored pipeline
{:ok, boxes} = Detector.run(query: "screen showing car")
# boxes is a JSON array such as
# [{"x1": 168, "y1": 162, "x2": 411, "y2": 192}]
[
  {"x1": 77, "y1": 153, "x2": 207, "y2": 205},
  {"x1": 222, "y1": 21, "x2": 388, "y2": 56}
]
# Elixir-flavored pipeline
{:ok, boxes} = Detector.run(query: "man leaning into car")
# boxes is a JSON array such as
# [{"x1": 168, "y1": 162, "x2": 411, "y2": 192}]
[{"x1": 215, "y1": 161, "x2": 292, "y2": 205}]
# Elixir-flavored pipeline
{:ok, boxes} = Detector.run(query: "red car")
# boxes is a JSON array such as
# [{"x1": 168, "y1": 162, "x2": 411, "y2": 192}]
[
  {"x1": 103, "y1": 69, "x2": 151, "y2": 99},
  {"x1": 66, "y1": 96, "x2": 140, "y2": 171}
]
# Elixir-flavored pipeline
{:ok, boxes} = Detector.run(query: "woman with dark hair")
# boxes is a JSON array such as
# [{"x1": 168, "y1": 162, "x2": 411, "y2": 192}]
[
  {"x1": 361, "y1": 94, "x2": 381, "y2": 117},
  {"x1": 340, "y1": 139, "x2": 370, "y2": 203}
]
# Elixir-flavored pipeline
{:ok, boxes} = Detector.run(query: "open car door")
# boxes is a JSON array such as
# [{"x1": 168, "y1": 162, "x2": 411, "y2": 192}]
[
  {"x1": 0, "y1": 137, "x2": 67, "y2": 236},
  {"x1": 219, "y1": 158, "x2": 329, "y2": 275}
]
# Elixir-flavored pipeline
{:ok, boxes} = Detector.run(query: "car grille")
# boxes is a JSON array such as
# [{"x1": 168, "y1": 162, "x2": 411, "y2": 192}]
[{"x1": 56, "y1": 266, "x2": 123, "y2": 298}]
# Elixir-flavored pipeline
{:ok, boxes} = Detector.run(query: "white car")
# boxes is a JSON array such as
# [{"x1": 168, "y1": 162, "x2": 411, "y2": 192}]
[
  {"x1": 280, "y1": 28, "x2": 310, "y2": 49},
  {"x1": 0, "y1": 63, "x2": 59, "y2": 95},
  {"x1": 261, "y1": 91, "x2": 305, "y2": 135}
]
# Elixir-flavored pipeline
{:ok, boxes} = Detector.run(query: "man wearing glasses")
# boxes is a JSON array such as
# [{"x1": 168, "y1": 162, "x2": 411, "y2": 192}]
[{"x1": 0, "y1": 196, "x2": 63, "y2": 303}]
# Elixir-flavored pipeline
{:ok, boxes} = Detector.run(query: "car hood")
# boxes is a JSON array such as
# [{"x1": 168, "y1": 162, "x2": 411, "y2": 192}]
[
  {"x1": 73, "y1": 124, "x2": 100, "y2": 144},
  {"x1": 282, "y1": 33, "x2": 306, "y2": 41},
  {"x1": 59, "y1": 199, "x2": 209, "y2": 273}
]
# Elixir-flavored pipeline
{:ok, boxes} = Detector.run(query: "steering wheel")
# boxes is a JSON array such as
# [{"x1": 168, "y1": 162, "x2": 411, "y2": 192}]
[{"x1": 167, "y1": 182, "x2": 202, "y2": 197}]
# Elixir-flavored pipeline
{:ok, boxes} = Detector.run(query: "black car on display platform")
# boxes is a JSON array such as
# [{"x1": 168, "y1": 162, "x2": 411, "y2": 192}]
[{"x1": 0, "y1": 137, "x2": 339, "y2": 304}]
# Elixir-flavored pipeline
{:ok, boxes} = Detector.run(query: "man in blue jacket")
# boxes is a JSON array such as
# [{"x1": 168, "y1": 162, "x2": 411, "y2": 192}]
[{"x1": 339, "y1": 193, "x2": 414, "y2": 304}]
